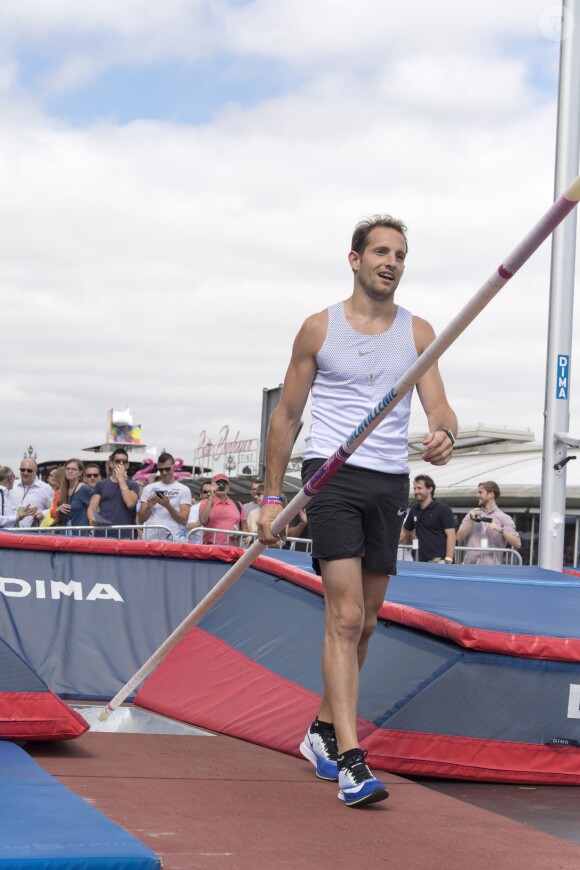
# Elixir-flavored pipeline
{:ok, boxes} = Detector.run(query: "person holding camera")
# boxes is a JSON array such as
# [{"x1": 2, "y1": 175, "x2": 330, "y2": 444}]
[
  {"x1": 138, "y1": 452, "x2": 192, "y2": 542},
  {"x1": 457, "y1": 480, "x2": 521, "y2": 564},
  {"x1": 199, "y1": 473, "x2": 248, "y2": 545}
]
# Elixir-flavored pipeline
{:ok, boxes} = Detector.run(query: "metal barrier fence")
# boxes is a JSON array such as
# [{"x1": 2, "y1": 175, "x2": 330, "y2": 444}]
[
  {"x1": 6, "y1": 526, "x2": 521, "y2": 564},
  {"x1": 8, "y1": 525, "x2": 176, "y2": 541},
  {"x1": 398, "y1": 543, "x2": 522, "y2": 565},
  {"x1": 186, "y1": 526, "x2": 313, "y2": 553},
  {"x1": 10, "y1": 523, "x2": 312, "y2": 552},
  {"x1": 454, "y1": 545, "x2": 522, "y2": 565}
]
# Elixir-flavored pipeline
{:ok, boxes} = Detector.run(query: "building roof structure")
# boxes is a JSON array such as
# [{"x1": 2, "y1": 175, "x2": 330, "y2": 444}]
[{"x1": 286, "y1": 426, "x2": 580, "y2": 511}]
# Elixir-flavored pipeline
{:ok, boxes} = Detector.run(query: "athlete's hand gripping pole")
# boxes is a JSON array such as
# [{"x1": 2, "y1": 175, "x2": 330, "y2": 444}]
[{"x1": 97, "y1": 174, "x2": 580, "y2": 723}]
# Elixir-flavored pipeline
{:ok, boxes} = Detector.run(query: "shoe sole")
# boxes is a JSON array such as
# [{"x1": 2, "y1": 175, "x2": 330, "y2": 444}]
[
  {"x1": 338, "y1": 785, "x2": 389, "y2": 807},
  {"x1": 299, "y1": 739, "x2": 339, "y2": 782}
]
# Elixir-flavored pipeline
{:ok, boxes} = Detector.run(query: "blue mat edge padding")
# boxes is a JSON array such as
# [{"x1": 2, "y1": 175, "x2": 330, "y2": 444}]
[{"x1": 0, "y1": 741, "x2": 160, "y2": 868}]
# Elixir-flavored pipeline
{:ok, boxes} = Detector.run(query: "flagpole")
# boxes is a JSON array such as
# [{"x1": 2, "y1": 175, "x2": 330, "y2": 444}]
[{"x1": 539, "y1": 0, "x2": 580, "y2": 570}]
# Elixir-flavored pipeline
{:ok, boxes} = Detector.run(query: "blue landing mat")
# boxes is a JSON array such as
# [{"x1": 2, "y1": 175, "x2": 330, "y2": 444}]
[{"x1": 0, "y1": 741, "x2": 160, "y2": 868}]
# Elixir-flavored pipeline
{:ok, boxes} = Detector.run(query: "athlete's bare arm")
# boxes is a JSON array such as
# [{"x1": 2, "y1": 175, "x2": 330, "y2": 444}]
[
  {"x1": 413, "y1": 316, "x2": 458, "y2": 466},
  {"x1": 257, "y1": 311, "x2": 326, "y2": 544}
]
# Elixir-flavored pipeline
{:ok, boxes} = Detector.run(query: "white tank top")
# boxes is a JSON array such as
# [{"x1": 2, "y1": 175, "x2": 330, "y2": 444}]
[{"x1": 303, "y1": 301, "x2": 417, "y2": 474}]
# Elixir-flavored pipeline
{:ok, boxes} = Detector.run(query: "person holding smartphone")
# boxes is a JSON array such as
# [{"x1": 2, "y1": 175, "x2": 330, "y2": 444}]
[{"x1": 138, "y1": 452, "x2": 192, "y2": 542}]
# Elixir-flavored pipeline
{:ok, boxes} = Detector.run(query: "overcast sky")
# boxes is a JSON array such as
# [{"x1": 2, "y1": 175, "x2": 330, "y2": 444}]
[{"x1": 2, "y1": 1, "x2": 579, "y2": 473}]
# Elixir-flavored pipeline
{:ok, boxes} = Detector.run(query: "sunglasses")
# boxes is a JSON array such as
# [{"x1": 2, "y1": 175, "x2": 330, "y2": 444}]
[
  {"x1": 85, "y1": 473, "x2": 100, "y2": 478},
  {"x1": 201, "y1": 490, "x2": 211, "y2": 495},
  {"x1": 113, "y1": 459, "x2": 129, "y2": 464},
  {"x1": 19, "y1": 468, "x2": 34, "y2": 473},
  {"x1": 158, "y1": 467, "x2": 173, "y2": 473}
]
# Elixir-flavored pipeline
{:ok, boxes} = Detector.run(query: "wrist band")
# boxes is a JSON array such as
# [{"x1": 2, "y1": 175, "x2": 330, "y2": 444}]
[{"x1": 262, "y1": 495, "x2": 284, "y2": 505}]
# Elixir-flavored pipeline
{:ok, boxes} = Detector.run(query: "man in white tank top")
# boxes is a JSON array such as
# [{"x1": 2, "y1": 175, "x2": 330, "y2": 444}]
[{"x1": 258, "y1": 215, "x2": 457, "y2": 807}]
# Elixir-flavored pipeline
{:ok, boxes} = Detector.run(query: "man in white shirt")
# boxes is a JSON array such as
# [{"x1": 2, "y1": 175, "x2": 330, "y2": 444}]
[
  {"x1": 138, "y1": 452, "x2": 192, "y2": 541},
  {"x1": 10, "y1": 458, "x2": 54, "y2": 527},
  {"x1": 0, "y1": 467, "x2": 17, "y2": 527}
]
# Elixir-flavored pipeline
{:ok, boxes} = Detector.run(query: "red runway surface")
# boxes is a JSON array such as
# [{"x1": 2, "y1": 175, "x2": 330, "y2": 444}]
[{"x1": 28, "y1": 732, "x2": 580, "y2": 870}]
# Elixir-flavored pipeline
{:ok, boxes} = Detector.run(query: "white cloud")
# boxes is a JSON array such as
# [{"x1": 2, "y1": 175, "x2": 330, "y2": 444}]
[{"x1": 0, "y1": 2, "x2": 578, "y2": 476}]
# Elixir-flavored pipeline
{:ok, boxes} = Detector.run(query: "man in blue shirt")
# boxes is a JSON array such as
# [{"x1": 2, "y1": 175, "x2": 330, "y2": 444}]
[{"x1": 88, "y1": 448, "x2": 139, "y2": 538}]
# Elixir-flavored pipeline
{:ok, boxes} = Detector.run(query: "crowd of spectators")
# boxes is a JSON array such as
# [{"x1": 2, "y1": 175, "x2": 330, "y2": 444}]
[
  {"x1": 0, "y1": 452, "x2": 310, "y2": 549},
  {"x1": 0, "y1": 457, "x2": 519, "y2": 563}
]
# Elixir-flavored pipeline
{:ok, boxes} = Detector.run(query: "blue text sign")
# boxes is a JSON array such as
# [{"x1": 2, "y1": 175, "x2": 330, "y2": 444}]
[{"x1": 557, "y1": 355, "x2": 570, "y2": 400}]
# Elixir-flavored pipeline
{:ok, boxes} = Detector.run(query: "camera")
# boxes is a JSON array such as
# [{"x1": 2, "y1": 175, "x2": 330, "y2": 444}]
[
  {"x1": 216, "y1": 481, "x2": 227, "y2": 491},
  {"x1": 473, "y1": 513, "x2": 492, "y2": 523}
]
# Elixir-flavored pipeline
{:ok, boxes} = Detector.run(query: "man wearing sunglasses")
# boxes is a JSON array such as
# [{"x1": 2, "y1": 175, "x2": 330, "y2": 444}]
[
  {"x1": 88, "y1": 448, "x2": 139, "y2": 537},
  {"x1": 10, "y1": 458, "x2": 54, "y2": 527},
  {"x1": 199, "y1": 473, "x2": 248, "y2": 545},
  {"x1": 138, "y1": 452, "x2": 192, "y2": 542},
  {"x1": 82, "y1": 465, "x2": 102, "y2": 488}
]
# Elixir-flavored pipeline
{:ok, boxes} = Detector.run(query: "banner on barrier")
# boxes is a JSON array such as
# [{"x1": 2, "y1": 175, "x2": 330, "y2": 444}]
[{"x1": 0, "y1": 546, "x2": 227, "y2": 700}]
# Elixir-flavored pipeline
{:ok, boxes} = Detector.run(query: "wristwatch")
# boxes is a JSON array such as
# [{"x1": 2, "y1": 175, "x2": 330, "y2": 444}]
[{"x1": 439, "y1": 427, "x2": 456, "y2": 446}]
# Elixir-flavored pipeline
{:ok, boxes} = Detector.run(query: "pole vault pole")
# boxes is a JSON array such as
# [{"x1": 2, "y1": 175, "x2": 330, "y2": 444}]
[{"x1": 97, "y1": 174, "x2": 580, "y2": 724}]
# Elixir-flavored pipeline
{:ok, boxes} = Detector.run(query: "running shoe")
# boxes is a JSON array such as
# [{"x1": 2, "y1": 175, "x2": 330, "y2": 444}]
[
  {"x1": 299, "y1": 724, "x2": 339, "y2": 781},
  {"x1": 337, "y1": 749, "x2": 389, "y2": 807}
]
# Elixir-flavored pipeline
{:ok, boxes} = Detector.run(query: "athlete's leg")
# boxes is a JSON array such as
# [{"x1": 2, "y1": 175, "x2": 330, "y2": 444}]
[
  {"x1": 316, "y1": 556, "x2": 365, "y2": 754},
  {"x1": 357, "y1": 569, "x2": 390, "y2": 670},
  {"x1": 318, "y1": 559, "x2": 389, "y2": 752},
  {"x1": 313, "y1": 558, "x2": 390, "y2": 807}
]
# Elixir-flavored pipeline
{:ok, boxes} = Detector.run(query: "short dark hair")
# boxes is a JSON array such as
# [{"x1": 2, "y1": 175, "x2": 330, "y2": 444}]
[
  {"x1": 351, "y1": 214, "x2": 408, "y2": 255},
  {"x1": 157, "y1": 452, "x2": 174, "y2": 465},
  {"x1": 479, "y1": 480, "x2": 500, "y2": 499},
  {"x1": 414, "y1": 474, "x2": 435, "y2": 495},
  {"x1": 111, "y1": 448, "x2": 129, "y2": 461}
]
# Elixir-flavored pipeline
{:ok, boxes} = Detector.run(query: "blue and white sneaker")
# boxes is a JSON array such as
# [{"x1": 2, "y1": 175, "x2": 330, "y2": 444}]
[
  {"x1": 299, "y1": 724, "x2": 339, "y2": 781},
  {"x1": 337, "y1": 749, "x2": 389, "y2": 807}
]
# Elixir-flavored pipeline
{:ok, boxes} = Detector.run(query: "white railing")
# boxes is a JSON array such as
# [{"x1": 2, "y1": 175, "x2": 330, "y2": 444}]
[
  {"x1": 397, "y1": 543, "x2": 522, "y2": 565},
  {"x1": 8, "y1": 524, "x2": 176, "y2": 541},
  {"x1": 454, "y1": 545, "x2": 522, "y2": 565},
  {"x1": 187, "y1": 526, "x2": 313, "y2": 553},
  {"x1": 9, "y1": 523, "x2": 313, "y2": 552},
  {"x1": 9, "y1": 525, "x2": 523, "y2": 563}
]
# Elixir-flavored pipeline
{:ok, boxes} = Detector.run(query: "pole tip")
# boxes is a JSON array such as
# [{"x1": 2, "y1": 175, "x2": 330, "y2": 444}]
[{"x1": 564, "y1": 175, "x2": 580, "y2": 202}]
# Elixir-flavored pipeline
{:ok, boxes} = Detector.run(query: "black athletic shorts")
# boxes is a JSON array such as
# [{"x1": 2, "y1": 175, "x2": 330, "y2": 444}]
[{"x1": 302, "y1": 458, "x2": 410, "y2": 576}]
